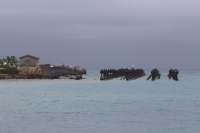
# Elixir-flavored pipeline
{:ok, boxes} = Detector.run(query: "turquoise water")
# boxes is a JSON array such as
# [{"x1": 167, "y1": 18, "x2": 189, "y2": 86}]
[{"x1": 0, "y1": 70, "x2": 200, "y2": 133}]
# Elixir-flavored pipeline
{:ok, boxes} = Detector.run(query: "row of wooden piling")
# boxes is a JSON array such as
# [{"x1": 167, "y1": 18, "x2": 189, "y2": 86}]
[
  {"x1": 167, "y1": 69, "x2": 179, "y2": 81},
  {"x1": 100, "y1": 68, "x2": 179, "y2": 81},
  {"x1": 100, "y1": 68, "x2": 128, "y2": 80},
  {"x1": 100, "y1": 68, "x2": 146, "y2": 80},
  {"x1": 120, "y1": 69, "x2": 146, "y2": 80},
  {"x1": 147, "y1": 68, "x2": 161, "y2": 81}
]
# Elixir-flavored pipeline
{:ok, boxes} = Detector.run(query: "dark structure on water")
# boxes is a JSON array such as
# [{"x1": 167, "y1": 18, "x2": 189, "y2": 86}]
[
  {"x1": 100, "y1": 68, "x2": 146, "y2": 80},
  {"x1": 147, "y1": 68, "x2": 161, "y2": 81},
  {"x1": 167, "y1": 69, "x2": 179, "y2": 81}
]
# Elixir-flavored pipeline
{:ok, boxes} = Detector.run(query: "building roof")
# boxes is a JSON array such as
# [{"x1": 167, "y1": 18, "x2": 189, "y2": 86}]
[{"x1": 19, "y1": 54, "x2": 40, "y2": 59}]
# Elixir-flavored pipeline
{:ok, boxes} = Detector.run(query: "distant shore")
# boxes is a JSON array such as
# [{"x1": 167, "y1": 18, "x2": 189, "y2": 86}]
[
  {"x1": 0, "y1": 66, "x2": 86, "y2": 80},
  {"x1": 0, "y1": 74, "x2": 84, "y2": 80}
]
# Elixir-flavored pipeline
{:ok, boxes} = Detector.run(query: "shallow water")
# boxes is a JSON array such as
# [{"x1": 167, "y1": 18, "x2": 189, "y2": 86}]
[{"x1": 0, "y1": 69, "x2": 200, "y2": 133}]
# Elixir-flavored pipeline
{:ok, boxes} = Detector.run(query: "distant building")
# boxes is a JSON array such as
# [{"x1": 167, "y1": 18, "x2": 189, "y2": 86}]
[{"x1": 19, "y1": 54, "x2": 40, "y2": 67}]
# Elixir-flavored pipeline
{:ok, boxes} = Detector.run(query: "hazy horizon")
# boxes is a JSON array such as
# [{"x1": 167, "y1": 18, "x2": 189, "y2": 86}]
[{"x1": 1, "y1": 0, "x2": 200, "y2": 69}]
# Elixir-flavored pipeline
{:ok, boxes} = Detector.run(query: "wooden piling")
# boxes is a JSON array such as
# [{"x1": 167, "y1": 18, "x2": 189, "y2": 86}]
[{"x1": 100, "y1": 68, "x2": 145, "y2": 80}]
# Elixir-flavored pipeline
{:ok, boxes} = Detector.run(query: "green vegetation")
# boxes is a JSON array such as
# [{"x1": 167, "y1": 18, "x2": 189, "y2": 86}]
[{"x1": 0, "y1": 56, "x2": 19, "y2": 74}]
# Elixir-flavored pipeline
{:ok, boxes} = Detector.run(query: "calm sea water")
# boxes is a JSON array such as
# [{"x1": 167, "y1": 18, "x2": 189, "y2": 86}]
[{"x1": 0, "y1": 69, "x2": 200, "y2": 133}]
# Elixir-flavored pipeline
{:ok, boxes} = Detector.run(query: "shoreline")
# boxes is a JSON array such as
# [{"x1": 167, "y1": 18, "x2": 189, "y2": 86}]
[{"x1": 0, "y1": 74, "x2": 85, "y2": 80}]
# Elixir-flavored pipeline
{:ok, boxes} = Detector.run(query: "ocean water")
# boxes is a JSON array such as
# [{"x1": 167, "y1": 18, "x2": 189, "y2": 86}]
[{"x1": 0, "y1": 69, "x2": 200, "y2": 133}]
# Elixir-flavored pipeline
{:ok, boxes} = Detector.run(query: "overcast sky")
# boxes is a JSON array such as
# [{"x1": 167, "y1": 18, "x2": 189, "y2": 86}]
[{"x1": 0, "y1": 0, "x2": 200, "y2": 69}]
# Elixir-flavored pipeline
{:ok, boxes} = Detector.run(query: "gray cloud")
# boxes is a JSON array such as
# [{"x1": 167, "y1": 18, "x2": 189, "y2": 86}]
[{"x1": 0, "y1": 0, "x2": 200, "y2": 69}]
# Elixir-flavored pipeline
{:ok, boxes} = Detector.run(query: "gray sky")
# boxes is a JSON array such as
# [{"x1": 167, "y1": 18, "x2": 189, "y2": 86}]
[{"x1": 1, "y1": 0, "x2": 200, "y2": 69}]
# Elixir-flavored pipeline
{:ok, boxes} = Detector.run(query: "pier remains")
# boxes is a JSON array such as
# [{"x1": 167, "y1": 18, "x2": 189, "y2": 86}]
[
  {"x1": 147, "y1": 68, "x2": 161, "y2": 81},
  {"x1": 100, "y1": 68, "x2": 146, "y2": 80},
  {"x1": 167, "y1": 69, "x2": 179, "y2": 81}
]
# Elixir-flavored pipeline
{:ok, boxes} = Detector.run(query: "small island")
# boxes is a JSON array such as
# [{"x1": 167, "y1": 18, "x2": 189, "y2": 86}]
[{"x1": 0, "y1": 54, "x2": 86, "y2": 80}]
